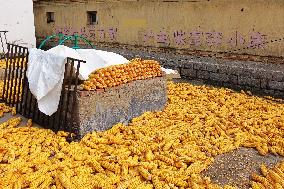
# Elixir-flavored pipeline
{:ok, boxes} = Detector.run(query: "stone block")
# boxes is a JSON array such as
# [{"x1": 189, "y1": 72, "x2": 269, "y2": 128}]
[
  {"x1": 222, "y1": 83, "x2": 243, "y2": 91},
  {"x1": 274, "y1": 90, "x2": 284, "y2": 98},
  {"x1": 197, "y1": 70, "x2": 210, "y2": 80},
  {"x1": 268, "y1": 81, "x2": 284, "y2": 90},
  {"x1": 238, "y1": 76, "x2": 260, "y2": 87},
  {"x1": 229, "y1": 75, "x2": 238, "y2": 85},
  {"x1": 263, "y1": 89, "x2": 276, "y2": 96},
  {"x1": 205, "y1": 63, "x2": 219, "y2": 72},
  {"x1": 193, "y1": 62, "x2": 206, "y2": 70},
  {"x1": 260, "y1": 79, "x2": 269, "y2": 89},
  {"x1": 209, "y1": 72, "x2": 229, "y2": 82},
  {"x1": 271, "y1": 72, "x2": 284, "y2": 81},
  {"x1": 182, "y1": 60, "x2": 194, "y2": 69},
  {"x1": 218, "y1": 65, "x2": 239, "y2": 75},
  {"x1": 180, "y1": 68, "x2": 197, "y2": 78}
]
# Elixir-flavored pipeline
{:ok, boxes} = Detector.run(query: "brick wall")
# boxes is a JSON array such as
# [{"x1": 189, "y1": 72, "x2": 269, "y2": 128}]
[{"x1": 166, "y1": 58, "x2": 284, "y2": 98}]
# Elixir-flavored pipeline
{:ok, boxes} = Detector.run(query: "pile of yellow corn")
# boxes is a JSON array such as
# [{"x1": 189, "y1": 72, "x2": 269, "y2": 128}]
[
  {"x1": 0, "y1": 59, "x2": 6, "y2": 69},
  {"x1": 0, "y1": 82, "x2": 284, "y2": 189},
  {"x1": 82, "y1": 58, "x2": 162, "y2": 91},
  {"x1": 251, "y1": 163, "x2": 284, "y2": 188}
]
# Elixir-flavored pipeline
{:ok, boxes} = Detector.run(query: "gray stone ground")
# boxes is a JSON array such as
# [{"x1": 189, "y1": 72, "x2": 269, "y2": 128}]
[{"x1": 203, "y1": 148, "x2": 283, "y2": 189}]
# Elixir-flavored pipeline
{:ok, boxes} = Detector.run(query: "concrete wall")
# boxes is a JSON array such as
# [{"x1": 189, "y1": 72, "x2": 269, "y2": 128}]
[
  {"x1": 34, "y1": 0, "x2": 284, "y2": 57},
  {"x1": 75, "y1": 75, "x2": 167, "y2": 138},
  {"x1": 0, "y1": 0, "x2": 36, "y2": 53}
]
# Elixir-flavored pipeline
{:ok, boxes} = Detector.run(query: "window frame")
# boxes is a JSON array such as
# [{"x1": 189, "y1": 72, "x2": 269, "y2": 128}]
[
  {"x1": 46, "y1": 12, "x2": 55, "y2": 23},
  {"x1": 87, "y1": 11, "x2": 98, "y2": 25}
]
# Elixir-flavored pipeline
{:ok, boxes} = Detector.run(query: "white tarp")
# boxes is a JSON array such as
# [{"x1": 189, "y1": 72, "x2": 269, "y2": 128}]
[
  {"x1": 47, "y1": 45, "x2": 129, "y2": 80},
  {"x1": 27, "y1": 45, "x2": 178, "y2": 116},
  {"x1": 27, "y1": 48, "x2": 66, "y2": 116}
]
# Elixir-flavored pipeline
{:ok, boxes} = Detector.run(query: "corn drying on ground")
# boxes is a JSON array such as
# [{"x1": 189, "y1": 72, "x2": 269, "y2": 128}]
[
  {"x1": 0, "y1": 82, "x2": 284, "y2": 189},
  {"x1": 0, "y1": 80, "x2": 22, "y2": 102},
  {"x1": 204, "y1": 147, "x2": 283, "y2": 189}
]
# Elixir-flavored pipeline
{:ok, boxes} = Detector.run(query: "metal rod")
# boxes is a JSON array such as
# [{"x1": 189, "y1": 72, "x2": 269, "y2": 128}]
[
  {"x1": 2, "y1": 43, "x2": 10, "y2": 100},
  {"x1": 32, "y1": 94, "x2": 38, "y2": 121},
  {"x1": 70, "y1": 59, "x2": 83, "y2": 135},
  {"x1": 12, "y1": 46, "x2": 23, "y2": 106},
  {"x1": 21, "y1": 50, "x2": 29, "y2": 116},
  {"x1": 64, "y1": 58, "x2": 75, "y2": 131},
  {"x1": 37, "y1": 102, "x2": 41, "y2": 124},
  {"x1": 17, "y1": 48, "x2": 28, "y2": 113},
  {"x1": 49, "y1": 112, "x2": 56, "y2": 130},
  {"x1": 55, "y1": 61, "x2": 69, "y2": 131},
  {"x1": 8, "y1": 45, "x2": 18, "y2": 106},
  {"x1": 5, "y1": 44, "x2": 14, "y2": 105}
]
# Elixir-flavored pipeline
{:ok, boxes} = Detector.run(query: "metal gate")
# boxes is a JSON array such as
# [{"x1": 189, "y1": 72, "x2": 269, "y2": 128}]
[{"x1": 2, "y1": 43, "x2": 85, "y2": 138}]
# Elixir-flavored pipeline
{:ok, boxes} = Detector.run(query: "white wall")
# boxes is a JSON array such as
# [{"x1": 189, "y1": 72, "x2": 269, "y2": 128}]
[{"x1": 0, "y1": 0, "x2": 36, "y2": 54}]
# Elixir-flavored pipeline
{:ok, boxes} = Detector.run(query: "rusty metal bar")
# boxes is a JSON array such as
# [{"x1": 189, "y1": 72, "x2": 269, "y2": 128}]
[
  {"x1": 42, "y1": 114, "x2": 47, "y2": 128},
  {"x1": 12, "y1": 46, "x2": 23, "y2": 106},
  {"x1": 21, "y1": 51, "x2": 30, "y2": 117},
  {"x1": 46, "y1": 113, "x2": 51, "y2": 128},
  {"x1": 64, "y1": 58, "x2": 75, "y2": 132},
  {"x1": 17, "y1": 48, "x2": 27, "y2": 113},
  {"x1": 2, "y1": 43, "x2": 10, "y2": 100},
  {"x1": 49, "y1": 112, "x2": 56, "y2": 131},
  {"x1": 70, "y1": 59, "x2": 83, "y2": 135},
  {"x1": 37, "y1": 102, "x2": 42, "y2": 124},
  {"x1": 32, "y1": 100, "x2": 37, "y2": 120},
  {"x1": 38, "y1": 109, "x2": 44, "y2": 126},
  {"x1": 22, "y1": 78, "x2": 29, "y2": 116},
  {"x1": 27, "y1": 88, "x2": 34, "y2": 118},
  {"x1": 56, "y1": 61, "x2": 69, "y2": 131},
  {"x1": 32, "y1": 95, "x2": 38, "y2": 121},
  {"x1": 5, "y1": 44, "x2": 14, "y2": 105},
  {"x1": 8, "y1": 45, "x2": 18, "y2": 106}
]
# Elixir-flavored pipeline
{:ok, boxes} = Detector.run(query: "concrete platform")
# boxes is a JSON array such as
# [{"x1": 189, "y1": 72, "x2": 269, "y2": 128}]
[{"x1": 74, "y1": 76, "x2": 167, "y2": 138}]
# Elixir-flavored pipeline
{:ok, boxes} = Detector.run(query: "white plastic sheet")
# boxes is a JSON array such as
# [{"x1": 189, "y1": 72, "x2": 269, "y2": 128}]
[
  {"x1": 47, "y1": 45, "x2": 129, "y2": 80},
  {"x1": 161, "y1": 67, "x2": 179, "y2": 75},
  {"x1": 27, "y1": 48, "x2": 66, "y2": 116}
]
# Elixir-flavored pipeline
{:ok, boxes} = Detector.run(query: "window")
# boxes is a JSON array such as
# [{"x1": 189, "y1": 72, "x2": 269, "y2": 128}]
[
  {"x1": 46, "y1": 12, "x2": 55, "y2": 23},
  {"x1": 87, "y1": 11, "x2": 98, "y2": 25}
]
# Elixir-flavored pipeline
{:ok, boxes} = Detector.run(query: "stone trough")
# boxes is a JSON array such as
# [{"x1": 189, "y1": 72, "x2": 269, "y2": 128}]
[{"x1": 72, "y1": 75, "x2": 167, "y2": 138}]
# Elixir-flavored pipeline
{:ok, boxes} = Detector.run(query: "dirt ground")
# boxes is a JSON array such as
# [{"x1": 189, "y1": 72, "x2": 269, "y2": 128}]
[{"x1": 203, "y1": 147, "x2": 283, "y2": 189}]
